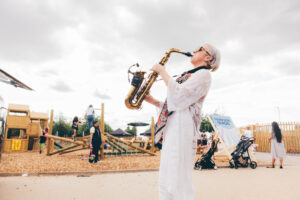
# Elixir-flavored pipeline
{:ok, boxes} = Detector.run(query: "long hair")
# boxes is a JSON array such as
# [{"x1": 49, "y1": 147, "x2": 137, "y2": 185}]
[
  {"x1": 73, "y1": 116, "x2": 79, "y2": 124},
  {"x1": 272, "y1": 121, "x2": 282, "y2": 143}
]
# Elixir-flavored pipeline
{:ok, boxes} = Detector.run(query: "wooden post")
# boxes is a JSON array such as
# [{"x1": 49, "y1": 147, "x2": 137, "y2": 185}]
[
  {"x1": 47, "y1": 109, "x2": 54, "y2": 155},
  {"x1": 151, "y1": 116, "x2": 155, "y2": 153},
  {"x1": 100, "y1": 103, "x2": 105, "y2": 159}
]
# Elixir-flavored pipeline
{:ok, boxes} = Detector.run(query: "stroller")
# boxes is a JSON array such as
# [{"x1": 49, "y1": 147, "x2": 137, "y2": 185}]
[
  {"x1": 229, "y1": 136, "x2": 257, "y2": 169},
  {"x1": 194, "y1": 138, "x2": 219, "y2": 170}
]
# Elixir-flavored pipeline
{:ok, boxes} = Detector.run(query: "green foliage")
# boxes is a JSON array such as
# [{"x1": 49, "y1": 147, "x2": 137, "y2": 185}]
[
  {"x1": 53, "y1": 119, "x2": 72, "y2": 137},
  {"x1": 125, "y1": 126, "x2": 137, "y2": 136},
  {"x1": 101, "y1": 121, "x2": 113, "y2": 133},
  {"x1": 78, "y1": 121, "x2": 88, "y2": 137},
  {"x1": 200, "y1": 115, "x2": 214, "y2": 133},
  {"x1": 78, "y1": 117, "x2": 113, "y2": 136},
  {"x1": 52, "y1": 115, "x2": 113, "y2": 137}
]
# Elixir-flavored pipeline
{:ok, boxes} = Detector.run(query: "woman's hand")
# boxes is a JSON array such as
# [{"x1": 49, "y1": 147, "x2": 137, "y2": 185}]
[
  {"x1": 150, "y1": 64, "x2": 170, "y2": 86},
  {"x1": 150, "y1": 64, "x2": 166, "y2": 74}
]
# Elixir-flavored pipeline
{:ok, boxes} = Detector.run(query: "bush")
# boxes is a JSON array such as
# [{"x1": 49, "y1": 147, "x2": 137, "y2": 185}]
[
  {"x1": 53, "y1": 116, "x2": 113, "y2": 137},
  {"x1": 53, "y1": 119, "x2": 72, "y2": 137}
]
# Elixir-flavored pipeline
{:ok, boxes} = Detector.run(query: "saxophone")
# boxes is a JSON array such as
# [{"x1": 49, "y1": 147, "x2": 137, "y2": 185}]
[{"x1": 125, "y1": 48, "x2": 192, "y2": 110}]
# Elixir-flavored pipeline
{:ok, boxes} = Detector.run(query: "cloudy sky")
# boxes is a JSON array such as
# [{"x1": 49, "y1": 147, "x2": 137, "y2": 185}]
[{"x1": 0, "y1": 0, "x2": 300, "y2": 132}]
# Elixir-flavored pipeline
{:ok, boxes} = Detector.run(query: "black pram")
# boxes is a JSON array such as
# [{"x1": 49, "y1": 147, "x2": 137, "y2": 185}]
[
  {"x1": 229, "y1": 136, "x2": 257, "y2": 169},
  {"x1": 194, "y1": 138, "x2": 219, "y2": 170}
]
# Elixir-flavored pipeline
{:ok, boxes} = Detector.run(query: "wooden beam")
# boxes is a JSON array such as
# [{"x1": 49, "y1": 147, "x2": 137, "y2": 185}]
[
  {"x1": 59, "y1": 147, "x2": 87, "y2": 155},
  {"x1": 103, "y1": 133, "x2": 155, "y2": 156},
  {"x1": 46, "y1": 135, "x2": 87, "y2": 146},
  {"x1": 48, "y1": 144, "x2": 80, "y2": 156},
  {"x1": 105, "y1": 138, "x2": 123, "y2": 152}
]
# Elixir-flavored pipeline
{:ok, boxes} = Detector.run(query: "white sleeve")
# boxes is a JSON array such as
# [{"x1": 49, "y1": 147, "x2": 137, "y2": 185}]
[
  {"x1": 90, "y1": 127, "x2": 95, "y2": 134},
  {"x1": 167, "y1": 70, "x2": 211, "y2": 111}
]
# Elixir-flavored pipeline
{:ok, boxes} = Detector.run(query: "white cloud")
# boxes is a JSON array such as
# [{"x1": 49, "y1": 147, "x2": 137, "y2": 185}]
[{"x1": 0, "y1": 0, "x2": 300, "y2": 131}]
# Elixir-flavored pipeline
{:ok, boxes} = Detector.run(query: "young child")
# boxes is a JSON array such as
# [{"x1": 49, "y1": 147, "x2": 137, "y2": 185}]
[
  {"x1": 39, "y1": 128, "x2": 48, "y2": 154},
  {"x1": 72, "y1": 116, "x2": 79, "y2": 141}
]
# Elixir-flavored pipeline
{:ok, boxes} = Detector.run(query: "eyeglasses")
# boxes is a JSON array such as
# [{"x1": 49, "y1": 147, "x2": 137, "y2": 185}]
[{"x1": 198, "y1": 46, "x2": 211, "y2": 56}]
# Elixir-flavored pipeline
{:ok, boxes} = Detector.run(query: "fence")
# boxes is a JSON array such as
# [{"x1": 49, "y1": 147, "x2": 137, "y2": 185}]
[{"x1": 251, "y1": 122, "x2": 300, "y2": 153}]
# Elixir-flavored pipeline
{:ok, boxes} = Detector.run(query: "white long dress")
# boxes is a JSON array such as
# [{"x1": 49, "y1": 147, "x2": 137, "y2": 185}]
[
  {"x1": 271, "y1": 132, "x2": 286, "y2": 159},
  {"x1": 159, "y1": 69, "x2": 212, "y2": 200}
]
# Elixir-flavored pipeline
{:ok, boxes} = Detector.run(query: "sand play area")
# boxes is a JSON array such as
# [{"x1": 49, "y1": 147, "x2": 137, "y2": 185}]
[{"x1": 0, "y1": 150, "x2": 247, "y2": 174}]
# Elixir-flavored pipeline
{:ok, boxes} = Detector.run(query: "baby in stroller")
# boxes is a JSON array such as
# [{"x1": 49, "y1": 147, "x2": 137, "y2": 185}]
[
  {"x1": 229, "y1": 135, "x2": 257, "y2": 169},
  {"x1": 194, "y1": 138, "x2": 219, "y2": 170}
]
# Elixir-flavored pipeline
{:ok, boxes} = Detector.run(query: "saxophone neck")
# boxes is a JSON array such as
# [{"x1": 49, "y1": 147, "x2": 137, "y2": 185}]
[{"x1": 159, "y1": 48, "x2": 192, "y2": 65}]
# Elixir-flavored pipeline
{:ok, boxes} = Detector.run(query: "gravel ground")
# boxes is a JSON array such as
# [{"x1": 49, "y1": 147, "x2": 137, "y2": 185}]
[{"x1": 0, "y1": 149, "x2": 272, "y2": 174}]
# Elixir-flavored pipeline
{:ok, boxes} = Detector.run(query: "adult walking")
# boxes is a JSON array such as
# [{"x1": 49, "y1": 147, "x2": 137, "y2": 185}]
[
  {"x1": 145, "y1": 44, "x2": 220, "y2": 200},
  {"x1": 267, "y1": 121, "x2": 286, "y2": 168}
]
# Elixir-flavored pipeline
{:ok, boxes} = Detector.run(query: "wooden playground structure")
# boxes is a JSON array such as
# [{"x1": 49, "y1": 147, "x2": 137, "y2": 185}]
[
  {"x1": 1, "y1": 104, "x2": 48, "y2": 153},
  {"x1": 45, "y1": 104, "x2": 156, "y2": 158},
  {"x1": 0, "y1": 103, "x2": 157, "y2": 159}
]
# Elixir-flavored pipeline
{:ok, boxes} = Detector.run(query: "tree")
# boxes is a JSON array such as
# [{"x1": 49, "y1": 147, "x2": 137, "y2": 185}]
[
  {"x1": 78, "y1": 121, "x2": 88, "y2": 137},
  {"x1": 132, "y1": 126, "x2": 137, "y2": 136},
  {"x1": 52, "y1": 115, "x2": 114, "y2": 137},
  {"x1": 200, "y1": 115, "x2": 214, "y2": 133},
  {"x1": 52, "y1": 119, "x2": 72, "y2": 137},
  {"x1": 78, "y1": 117, "x2": 113, "y2": 136},
  {"x1": 101, "y1": 121, "x2": 113, "y2": 133},
  {"x1": 125, "y1": 126, "x2": 137, "y2": 136}
]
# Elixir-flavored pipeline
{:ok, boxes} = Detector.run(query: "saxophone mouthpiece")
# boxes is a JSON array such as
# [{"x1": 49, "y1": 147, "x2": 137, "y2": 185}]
[{"x1": 184, "y1": 52, "x2": 193, "y2": 57}]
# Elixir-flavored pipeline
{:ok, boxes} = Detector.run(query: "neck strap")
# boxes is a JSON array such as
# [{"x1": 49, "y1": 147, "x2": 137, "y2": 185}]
[{"x1": 182, "y1": 66, "x2": 209, "y2": 76}]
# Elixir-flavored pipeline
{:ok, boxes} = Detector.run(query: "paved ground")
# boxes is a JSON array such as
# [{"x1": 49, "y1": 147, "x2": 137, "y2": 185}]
[
  {"x1": 254, "y1": 152, "x2": 300, "y2": 165},
  {"x1": 0, "y1": 152, "x2": 300, "y2": 200}
]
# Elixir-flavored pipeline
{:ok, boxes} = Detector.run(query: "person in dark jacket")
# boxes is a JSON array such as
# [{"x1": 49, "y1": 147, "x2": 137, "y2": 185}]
[{"x1": 89, "y1": 120, "x2": 102, "y2": 163}]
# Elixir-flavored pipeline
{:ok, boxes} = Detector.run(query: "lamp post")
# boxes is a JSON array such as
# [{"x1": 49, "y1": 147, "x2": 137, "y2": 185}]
[{"x1": 275, "y1": 106, "x2": 280, "y2": 122}]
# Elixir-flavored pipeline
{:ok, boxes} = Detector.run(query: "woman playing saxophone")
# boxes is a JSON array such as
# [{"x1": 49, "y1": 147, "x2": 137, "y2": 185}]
[{"x1": 145, "y1": 44, "x2": 221, "y2": 200}]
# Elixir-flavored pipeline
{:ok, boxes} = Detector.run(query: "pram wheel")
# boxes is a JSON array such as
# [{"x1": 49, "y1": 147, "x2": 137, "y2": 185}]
[
  {"x1": 250, "y1": 161, "x2": 257, "y2": 169},
  {"x1": 194, "y1": 162, "x2": 200, "y2": 170},
  {"x1": 229, "y1": 161, "x2": 234, "y2": 168}
]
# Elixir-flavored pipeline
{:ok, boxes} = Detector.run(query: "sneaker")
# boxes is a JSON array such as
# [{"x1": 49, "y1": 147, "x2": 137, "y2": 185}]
[
  {"x1": 280, "y1": 166, "x2": 283, "y2": 169},
  {"x1": 266, "y1": 165, "x2": 275, "y2": 168}
]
